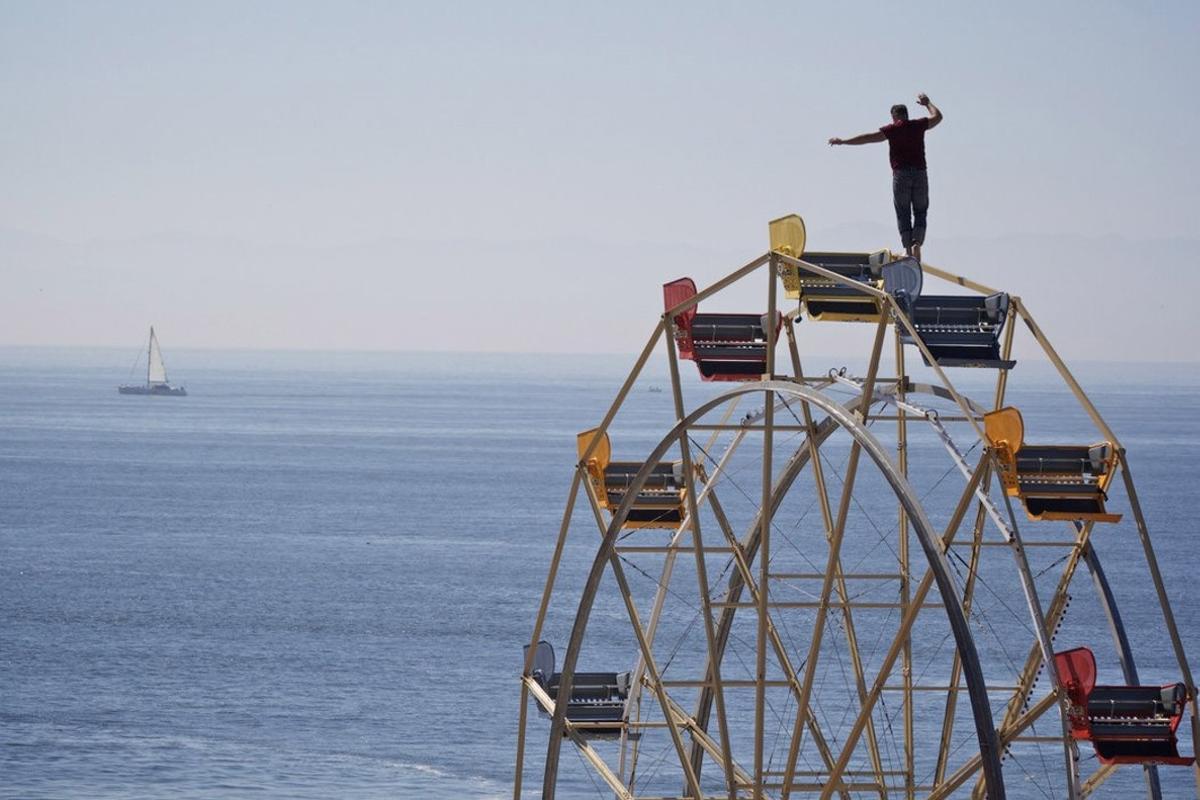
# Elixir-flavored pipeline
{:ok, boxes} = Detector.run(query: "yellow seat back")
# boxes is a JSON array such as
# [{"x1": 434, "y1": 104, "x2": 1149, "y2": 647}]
[
  {"x1": 577, "y1": 428, "x2": 611, "y2": 473},
  {"x1": 577, "y1": 428, "x2": 612, "y2": 507},
  {"x1": 984, "y1": 407, "x2": 1025, "y2": 494},
  {"x1": 983, "y1": 407, "x2": 1025, "y2": 451},
  {"x1": 768, "y1": 214, "x2": 807, "y2": 299}
]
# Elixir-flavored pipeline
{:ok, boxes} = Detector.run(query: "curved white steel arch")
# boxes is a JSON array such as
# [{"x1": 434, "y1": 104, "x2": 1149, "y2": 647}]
[{"x1": 543, "y1": 380, "x2": 1008, "y2": 800}]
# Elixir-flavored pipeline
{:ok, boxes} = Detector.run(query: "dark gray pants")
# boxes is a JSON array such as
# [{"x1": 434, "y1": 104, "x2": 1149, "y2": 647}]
[{"x1": 892, "y1": 168, "x2": 929, "y2": 248}]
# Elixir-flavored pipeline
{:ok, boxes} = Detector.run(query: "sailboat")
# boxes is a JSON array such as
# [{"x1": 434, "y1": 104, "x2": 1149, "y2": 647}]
[{"x1": 118, "y1": 326, "x2": 187, "y2": 396}]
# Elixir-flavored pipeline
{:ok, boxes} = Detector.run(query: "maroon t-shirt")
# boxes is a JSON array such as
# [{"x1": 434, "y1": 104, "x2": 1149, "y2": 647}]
[{"x1": 880, "y1": 117, "x2": 930, "y2": 170}]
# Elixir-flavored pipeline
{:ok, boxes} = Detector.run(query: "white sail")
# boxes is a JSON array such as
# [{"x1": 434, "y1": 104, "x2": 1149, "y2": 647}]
[
  {"x1": 148, "y1": 327, "x2": 168, "y2": 385},
  {"x1": 119, "y1": 326, "x2": 185, "y2": 395}
]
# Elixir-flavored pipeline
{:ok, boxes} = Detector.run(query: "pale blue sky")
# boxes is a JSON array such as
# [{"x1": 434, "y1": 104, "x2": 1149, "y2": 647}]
[{"x1": 2, "y1": 1, "x2": 1198, "y2": 357}]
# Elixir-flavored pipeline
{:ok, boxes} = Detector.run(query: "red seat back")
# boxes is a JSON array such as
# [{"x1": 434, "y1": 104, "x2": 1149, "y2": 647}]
[
  {"x1": 1054, "y1": 647, "x2": 1097, "y2": 708},
  {"x1": 663, "y1": 278, "x2": 698, "y2": 361}
]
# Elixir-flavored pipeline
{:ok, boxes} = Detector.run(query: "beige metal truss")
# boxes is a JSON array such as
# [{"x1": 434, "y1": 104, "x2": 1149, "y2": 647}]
[{"x1": 513, "y1": 234, "x2": 1199, "y2": 800}]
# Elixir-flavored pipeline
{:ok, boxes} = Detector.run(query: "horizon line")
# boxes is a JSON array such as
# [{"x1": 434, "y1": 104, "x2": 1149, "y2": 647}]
[{"x1": 2, "y1": 342, "x2": 1200, "y2": 367}]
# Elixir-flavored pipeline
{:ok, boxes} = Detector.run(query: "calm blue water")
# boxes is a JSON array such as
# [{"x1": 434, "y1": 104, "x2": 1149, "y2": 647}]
[{"x1": 1, "y1": 348, "x2": 1197, "y2": 799}]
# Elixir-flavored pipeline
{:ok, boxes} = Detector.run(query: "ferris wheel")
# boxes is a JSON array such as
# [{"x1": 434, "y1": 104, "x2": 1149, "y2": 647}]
[{"x1": 512, "y1": 214, "x2": 1198, "y2": 799}]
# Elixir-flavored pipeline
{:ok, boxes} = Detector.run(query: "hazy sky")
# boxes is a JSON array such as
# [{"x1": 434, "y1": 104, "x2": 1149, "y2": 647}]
[{"x1": 2, "y1": 1, "x2": 1198, "y2": 358}]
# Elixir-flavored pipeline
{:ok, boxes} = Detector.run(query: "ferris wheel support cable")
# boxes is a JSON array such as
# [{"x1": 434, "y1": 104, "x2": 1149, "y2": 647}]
[
  {"x1": 689, "y1": 429, "x2": 853, "y2": 800},
  {"x1": 764, "y1": 386, "x2": 1005, "y2": 799},
  {"x1": 689, "y1": 382, "x2": 990, "y2": 795},
  {"x1": 703, "y1": 486, "x2": 847, "y2": 794},
  {"x1": 803, "y1": 346, "x2": 893, "y2": 800},
  {"x1": 797, "y1": 410, "x2": 993, "y2": 792},
  {"x1": 780, "y1": 315, "x2": 895, "y2": 800},
  {"x1": 609, "y1": 429, "x2": 806, "y2": 791},
  {"x1": 890, "y1": 395, "x2": 1081, "y2": 797},
  {"x1": 566, "y1": 381, "x2": 979, "y2": 796},
  {"x1": 933, "y1": 296, "x2": 1017, "y2": 787},
  {"x1": 785, "y1": 319, "x2": 892, "y2": 799},
  {"x1": 690, "y1": 391, "x2": 863, "y2": 782},
  {"x1": 573, "y1": 745, "x2": 609, "y2": 800}
]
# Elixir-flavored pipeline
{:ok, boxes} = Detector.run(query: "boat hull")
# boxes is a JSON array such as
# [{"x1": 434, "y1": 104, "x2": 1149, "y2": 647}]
[{"x1": 118, "y1": 384, "x2": 187, "y2": 396}]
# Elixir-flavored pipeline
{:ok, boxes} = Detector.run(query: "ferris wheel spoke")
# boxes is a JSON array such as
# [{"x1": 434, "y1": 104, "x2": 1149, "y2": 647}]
[
  {"x1": 781, "y1": 358, "x2": 893, "y2": 799},
  {"x1": 704, "y1": 488, "x2": 849, "y2": 793}
]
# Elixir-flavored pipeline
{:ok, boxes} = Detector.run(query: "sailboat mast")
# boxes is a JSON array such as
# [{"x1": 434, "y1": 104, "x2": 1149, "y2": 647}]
[{"x1": 147, "y1": 326, "x2": 154, "y2": 385}]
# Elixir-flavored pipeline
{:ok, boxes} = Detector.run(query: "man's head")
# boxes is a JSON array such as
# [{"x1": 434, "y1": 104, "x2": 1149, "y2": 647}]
[{"x1": 891, "y1": 104, "x2": 909, "y2": 122}]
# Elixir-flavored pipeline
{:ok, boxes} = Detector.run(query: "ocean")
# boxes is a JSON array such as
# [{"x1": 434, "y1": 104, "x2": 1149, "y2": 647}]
[{"x1": 2, "y1": 348, "x2": 1197, "y2": 799}]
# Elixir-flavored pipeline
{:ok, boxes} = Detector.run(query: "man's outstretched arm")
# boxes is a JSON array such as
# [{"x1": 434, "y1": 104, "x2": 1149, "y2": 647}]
[
  {"x1": 828, "y1": 131, "x2": 887, "y2": 146},
  {"x1": 918, "y1": 93, "x2": 942, "y2": 129}
]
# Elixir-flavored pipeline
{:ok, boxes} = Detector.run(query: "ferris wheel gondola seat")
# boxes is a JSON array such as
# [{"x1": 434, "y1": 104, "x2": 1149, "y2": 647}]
[
  {"x1": 1054, "y1": 646, "x2": 1195, "y2": 766},
  {"x1": 523, "y1": 640, "x2": 634, "y2": 739},
  {"x1": 885, "y1": 257, "x2": 1017, "y2": 369},
  {"x1": 577, "y1": 428, "x2": 687, "y2": 529},
  {"x1": 983, "y1": 407, "x2": 1122, "y2": 523},
  {"x1": 662, "y1": 277, "x2": 782, "y2": 382},
  {"x1": 777, "y1": 250, "x2": 892, "y2": 322}
]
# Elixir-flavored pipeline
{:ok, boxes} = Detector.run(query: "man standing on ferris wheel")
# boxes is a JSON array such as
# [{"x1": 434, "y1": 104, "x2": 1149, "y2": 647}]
[{"x1": 828, "y1": 93, "x2": 943, "y2": 262}]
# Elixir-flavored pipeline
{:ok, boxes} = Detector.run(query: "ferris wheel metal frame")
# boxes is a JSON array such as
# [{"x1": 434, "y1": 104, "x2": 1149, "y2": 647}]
[{"x1": 512, "y1": 216, "x2": 1199, "y2": 799}]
